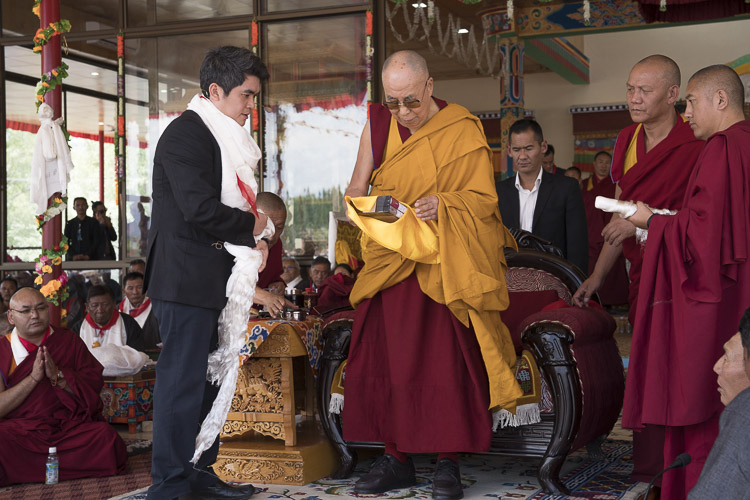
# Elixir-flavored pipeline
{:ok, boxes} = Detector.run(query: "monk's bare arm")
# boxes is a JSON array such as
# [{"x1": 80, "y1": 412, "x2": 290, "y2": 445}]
[
  {"x1": 601, "y1": 184, "x2": 637, "y2": 246},
  {"x1": 345, "y1": 120, "x2": 374, "y2": 199},
  {"x1": 0, "y1": 349, "x2": 44, "y2": 418}
]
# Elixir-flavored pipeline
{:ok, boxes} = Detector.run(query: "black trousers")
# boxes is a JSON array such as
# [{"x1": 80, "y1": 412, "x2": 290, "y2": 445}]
[{"x1": 147, "y1": 299, "x2": 221, "y2": 500}]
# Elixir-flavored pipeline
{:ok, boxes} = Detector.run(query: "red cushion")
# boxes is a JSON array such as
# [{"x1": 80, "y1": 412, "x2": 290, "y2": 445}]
[{"x1": 502, "y1": 290, "x2": 560, "y2": 352}]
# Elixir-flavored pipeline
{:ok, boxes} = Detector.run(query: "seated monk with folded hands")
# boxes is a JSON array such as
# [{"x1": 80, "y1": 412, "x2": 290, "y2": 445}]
[{"x1": 0, "y1": 288, "x2": 127, "y2": 486}]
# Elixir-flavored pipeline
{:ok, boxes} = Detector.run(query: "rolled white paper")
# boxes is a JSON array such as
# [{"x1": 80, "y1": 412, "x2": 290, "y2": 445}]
[{"x1": 595, "y1": 196, "x2": 637, "y2": 219}]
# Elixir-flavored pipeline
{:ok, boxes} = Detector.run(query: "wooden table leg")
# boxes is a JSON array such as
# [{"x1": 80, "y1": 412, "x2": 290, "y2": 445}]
[{"x1": 280, "y1": 357, "x2": 296, "y2": 447}]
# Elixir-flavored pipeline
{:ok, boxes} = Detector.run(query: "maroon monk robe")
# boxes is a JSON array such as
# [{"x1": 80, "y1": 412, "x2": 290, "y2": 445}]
[
  {"x1": 0, "y1": 327, "x2": 127, "y2": 486},
  {"x1": 611, "y1": 115, "x2": 703, "y2": 325},
  {"x1": 623, "y1": 121, "x2": 750, "y2": 499},
  {"x1": 314, "y1": 273, "x2": 355, "y2": 315},
  {"x1": 343, "y1": 99, "x2": 492, "y2": 452},
  {"x1": 257, "y1": 240, "x2": 284, "y2": 289},
  {"x1": 583, "y1": 176, "x2": 628, "y2": 305}
]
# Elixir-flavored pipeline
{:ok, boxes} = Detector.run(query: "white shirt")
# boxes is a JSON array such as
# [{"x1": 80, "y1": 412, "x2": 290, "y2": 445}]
[
  {"x1": 285, "y1": 275, "x2": 302, "y2": 290},
  {"x1": 514, "y1": 168, "x2": 544, "y2": 232}
]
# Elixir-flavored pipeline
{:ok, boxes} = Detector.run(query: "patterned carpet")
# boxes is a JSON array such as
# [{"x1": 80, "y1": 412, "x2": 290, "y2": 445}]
[
  {"x1": 0, "y1": 453, "x2": 153, "y2": 500},
  {"x1": 111, "y1": 438, "x2": 648, "y2": 500},
  {"x1": 0, "y1": 439, "x2": 153, "y2": 500}
]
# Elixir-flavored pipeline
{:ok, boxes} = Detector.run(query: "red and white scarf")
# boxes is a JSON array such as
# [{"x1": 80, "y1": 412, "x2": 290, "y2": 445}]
[
  {"x1": 79, "y1": 310, "x2": 126, "y2": 349},
  {"x1": 119, "y1": 297, "x2": 152, "y2": 328},
  {"x1": 187, "y1": 94, "x2": 261, "y2": 214},
  {"x1": 9, "y1": 327, "x2": 53, "y2": 366}
]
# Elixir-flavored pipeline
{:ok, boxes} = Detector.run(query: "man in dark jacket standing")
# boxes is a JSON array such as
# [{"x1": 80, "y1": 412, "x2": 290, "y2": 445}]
[
  {"x1": 496, "y1": 119, "x2": 588, "y2": 272},
  {"x1": 144, "y1": 46, "x2": 270, "y2": 500}
]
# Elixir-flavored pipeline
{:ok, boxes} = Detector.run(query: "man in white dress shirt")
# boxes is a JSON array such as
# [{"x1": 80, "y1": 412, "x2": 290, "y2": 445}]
[{"x1": 495, "y1": 119, "x2": 588, "y2": 271}]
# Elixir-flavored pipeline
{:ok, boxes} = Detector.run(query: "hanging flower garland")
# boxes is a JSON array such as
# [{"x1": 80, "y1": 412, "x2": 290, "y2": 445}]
[
  {"x1": 31, "y1": 0, "x2": 73, "y2": 307},
  {"x1": 35, "y1": 196, "x2": 66, "y2": 230},
  {"x1": 366, "y1": 10, "x2": 373, "y2": 107},
  {"x1": 34, "y1": 197, "x2": 70, "y2": 306},
  {"x1": 32, "y1": 20, "x2": 71, "y2": 53},
  {"x1": 33, "y1": 241, "x2": 70, "y2": 306},
  {"x1": 35, "y1": 62, "x2": 69, "y2": 110}
]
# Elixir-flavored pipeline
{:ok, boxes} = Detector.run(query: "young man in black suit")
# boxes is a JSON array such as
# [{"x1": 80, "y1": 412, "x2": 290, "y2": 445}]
[
  {"x1": 144, "y1": 47, "x2": 270, "y2": 500},
  {"x1": 496, "y1": 119, "x2": 588, "y2": 272}
]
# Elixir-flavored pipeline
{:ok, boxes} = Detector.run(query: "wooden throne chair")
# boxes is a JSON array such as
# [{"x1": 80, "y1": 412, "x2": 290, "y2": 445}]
[{"x1": 316, "y1": 228, "x2": 625, "y2": 495}]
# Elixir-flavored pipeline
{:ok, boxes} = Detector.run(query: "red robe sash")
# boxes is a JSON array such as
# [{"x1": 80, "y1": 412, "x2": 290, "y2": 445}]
[
  {"x1": 17, "y1": 327, "x2": 51, "y2": 354},
  {"x1": 85, "y1": 309, "x2": 119, "y2": 334},
  {"x1": 611, "y1": 115, "x2": 703, "y2": 321},
  {"x1": 119, "y1": 297, "x2": 151, "y2": 318},
  {"x1": 623, "y1": 121, "x2": 750, "y2": 430}
]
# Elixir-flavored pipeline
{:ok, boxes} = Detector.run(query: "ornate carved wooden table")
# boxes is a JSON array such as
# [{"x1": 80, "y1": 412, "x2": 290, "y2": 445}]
[{"x1": 213, "y1": 317, "x2": 337, "y2": 486}]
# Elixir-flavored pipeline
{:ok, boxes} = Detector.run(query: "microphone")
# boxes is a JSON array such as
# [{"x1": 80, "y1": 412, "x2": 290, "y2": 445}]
[{"x1": 644, "y1": 453, "x2": 691, "y2": 498}]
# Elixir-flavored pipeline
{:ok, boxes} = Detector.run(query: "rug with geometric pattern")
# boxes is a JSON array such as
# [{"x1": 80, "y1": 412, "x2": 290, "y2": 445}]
[{"x1": 108, "y1": 438, "x2": 648, "y2": 500}]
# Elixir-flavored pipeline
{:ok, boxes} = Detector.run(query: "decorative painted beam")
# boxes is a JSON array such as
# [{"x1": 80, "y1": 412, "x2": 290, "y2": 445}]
[
  {"x1": 525, "y1": 37, "x2": 589, "y2": 84},
  {"x1": 515, "y1": 1, "x2": 646, "y2": 38},
  {"x1": 727, "y1": 53, "x2": 750, "y2": 75}
]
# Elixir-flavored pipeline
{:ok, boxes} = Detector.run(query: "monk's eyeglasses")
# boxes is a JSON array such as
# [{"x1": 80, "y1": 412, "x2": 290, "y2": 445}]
[
  {"x1": 383, "y1": 78, "x2": 430, "y2": 110},
  {"x1": 10, "y1": 305, "x2": 49, "y2": 315}
]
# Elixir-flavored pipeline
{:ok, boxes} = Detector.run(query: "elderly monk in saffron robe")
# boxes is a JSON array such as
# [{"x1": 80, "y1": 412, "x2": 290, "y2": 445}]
[
  {"x1": 624, "y1": 64, "x2": 750, "y2": 500},
  {"x1": 342, "y1": 50, "x2": 521, "y2": 500},
  {"x1": 0, "y1": 288, "x2": 127, "y2": 486},
  {"x1": 573, "y1": 55, "x2": 704, "y2": 494}
]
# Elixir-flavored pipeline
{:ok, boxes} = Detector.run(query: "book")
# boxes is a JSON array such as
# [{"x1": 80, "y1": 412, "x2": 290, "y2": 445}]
[{"x1": 352, "y1": 196, "x2": 407, "y2": 222}]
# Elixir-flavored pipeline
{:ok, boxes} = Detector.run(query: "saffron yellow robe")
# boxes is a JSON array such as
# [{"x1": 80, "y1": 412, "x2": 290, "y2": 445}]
[{"x1": 347, "y1": 103, "x2": 522, "y2": 411}]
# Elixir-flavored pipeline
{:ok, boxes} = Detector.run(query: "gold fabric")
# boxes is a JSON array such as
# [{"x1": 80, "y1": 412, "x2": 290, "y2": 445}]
[{"x1": 347, "y1": 104, "x2": 522, "y2": 411}]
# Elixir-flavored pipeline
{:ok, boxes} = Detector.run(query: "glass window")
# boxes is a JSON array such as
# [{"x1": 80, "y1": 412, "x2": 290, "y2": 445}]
[
  {"x1": 2, "y1": 0, "x2": 120, "y2": 37},
  {"x1": 263, "y1": 14, "x2": 367, "y2": 258},
  {"x1": 65, "y1": 92, "x2": 119, "y2": 259},
  {"x1": 5, "y1": 81, "x2": 42, "y2": 263},
  {"x1": 263, "y1": 0, "x2": 368, "y2": 14},
  {"x1": 4, "y1": 44, "x2": 118, "y2": 263},
  {"x1": 127, "y1": 0, "x2": 252, "y2": 27},
  {"x1": 4, "y1": 44, "x2": 117, "y2": 96},
  {"x1": 123, "y1": 30, "x2": 249, "y2": 257}
]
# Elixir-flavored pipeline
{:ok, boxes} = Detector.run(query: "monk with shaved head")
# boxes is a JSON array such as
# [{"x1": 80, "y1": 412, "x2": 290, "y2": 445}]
[
  {"x1": 623, "y1": 64, "x2": 750, "y2": 499},
  {"x1": 0, "y1": 288, "x2": 127, "y2": 486},
  {"x1": 573, "y1": 55, "x2": 704, "y2": 497},
  {"x1": 253, "y1": 192, "x2": 294, "y2": 316},
  {"x1": 343, "y1": 50, "x2": 520, "y2": 498}
]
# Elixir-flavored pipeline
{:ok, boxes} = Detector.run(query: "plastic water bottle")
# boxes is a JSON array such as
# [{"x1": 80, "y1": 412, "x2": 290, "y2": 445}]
[{"x1": 45, "y1": 447, "x2": 58, "y2": 485}]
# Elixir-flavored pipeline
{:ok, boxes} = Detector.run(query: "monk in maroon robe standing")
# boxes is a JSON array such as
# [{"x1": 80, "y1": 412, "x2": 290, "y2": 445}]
[
  {"x1": 573, "y1": 55, "x2": 704, "y2": 497},
  {"x1": 0, "y1": 288, "x2": 127, "y2": 486},
  {"x1": 582, "y1": 151, "x2": 628, "y2": 306},
  {"x1": 624, "y1": 64, "x2": 750, "y2": 500}
]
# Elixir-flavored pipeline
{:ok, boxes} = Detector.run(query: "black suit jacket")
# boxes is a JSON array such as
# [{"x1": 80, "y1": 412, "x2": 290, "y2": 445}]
[
  {"x1": 496, "y1": 170, "x2": 588, "y2": 272},
  {"x1": 144, "y1": 110, "x2": 257, "y2": 310}
]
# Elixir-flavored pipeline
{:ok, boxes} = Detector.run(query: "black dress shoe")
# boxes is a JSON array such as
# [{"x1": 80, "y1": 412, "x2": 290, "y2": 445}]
[
  {"x1": 354, "y1": 454, "x2": 416, "y2": 494},
  {"x1": 180, "y1": 480, "x2": 255, "y2": 500},
  {"x1": 432, "y1": 458, "x2": 463, "y2": 500}
]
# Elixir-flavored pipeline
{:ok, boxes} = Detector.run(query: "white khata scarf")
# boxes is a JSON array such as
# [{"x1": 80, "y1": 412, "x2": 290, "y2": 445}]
[{"x1": 186, "y1": 94, "x2": 274, "y2": 463}]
